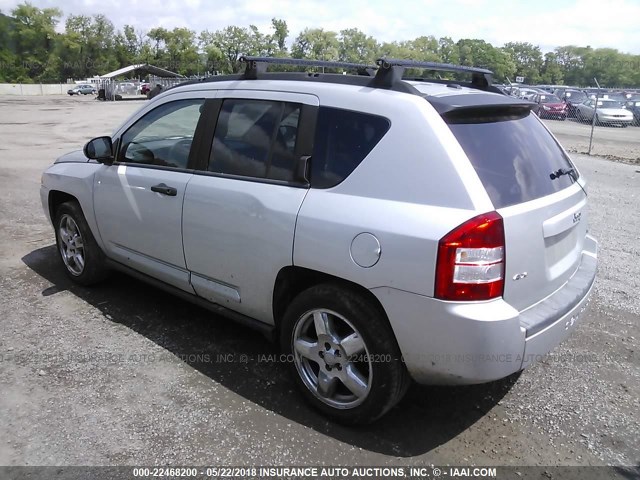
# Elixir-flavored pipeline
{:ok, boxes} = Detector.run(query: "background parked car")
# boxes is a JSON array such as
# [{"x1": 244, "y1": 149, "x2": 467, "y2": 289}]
[
  {"x1": 518, "y1": 87, "x2": 545, "y2": 101},
  {"x1": 67, "y1": 84, "x2": 96, "y2": 96},
  {"x1": 554, "y1": 89, "x2": 587, "y2": 118},
  {"x1": 139, "y1": 83, "x2": 151, "y2": 95},
  {"x1": 116, "y1": 82, "x2": 137, "y2": 95},
  {"x1": 532, "y1": 93, "x2": 567, "y2": 120},
  {"x1": 624, "y1": 98, "x2": 640, "y2": 126},
  {"x1": 575, "y1": 98, "x2": 634, "y2": 126}
]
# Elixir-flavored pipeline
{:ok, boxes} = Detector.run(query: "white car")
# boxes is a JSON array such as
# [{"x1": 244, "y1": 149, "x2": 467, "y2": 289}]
[
  {"x1": 576, "y1": 98, "x2": 634, "y2": 126},
  {"x1": 40, "y1": 57, "x2": 597, "y2": 424}
]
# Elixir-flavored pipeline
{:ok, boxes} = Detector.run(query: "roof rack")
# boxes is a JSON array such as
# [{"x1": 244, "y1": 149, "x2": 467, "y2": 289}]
[
  {"x1": 373, "y1": 58, "x2": 494, "y2": 90},
  {"x1": 239, "y1": 56, "x2": 376, "y2": 78},
  {"x1": 172, "y1": 56, "x2": 497, "y2": 96}
]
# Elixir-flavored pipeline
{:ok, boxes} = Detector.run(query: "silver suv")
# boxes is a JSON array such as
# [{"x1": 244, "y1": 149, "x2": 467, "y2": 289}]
[{"x1": 40, "y1": 57, "x2": 598, "y2": 424}]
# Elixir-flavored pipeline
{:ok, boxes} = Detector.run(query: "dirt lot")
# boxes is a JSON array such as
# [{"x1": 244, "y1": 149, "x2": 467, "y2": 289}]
[{"x1": 0, "y1": 96, "x2": 638, "y2": 471}]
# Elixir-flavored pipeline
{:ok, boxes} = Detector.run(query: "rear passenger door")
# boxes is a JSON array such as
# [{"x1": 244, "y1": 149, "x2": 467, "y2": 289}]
[{"x1": 182, "y1": 91, "x2": 318, "y2": 324}]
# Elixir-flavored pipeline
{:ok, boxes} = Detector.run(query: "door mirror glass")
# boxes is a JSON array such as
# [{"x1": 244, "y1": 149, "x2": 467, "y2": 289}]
[{"x1": 84, "y1": 136, "x2": 113, "y2": 163}]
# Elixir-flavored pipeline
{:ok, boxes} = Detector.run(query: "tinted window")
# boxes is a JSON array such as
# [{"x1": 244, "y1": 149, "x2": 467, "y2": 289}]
[
  {"x1": 311, "y1": 107, "x2": 390, "y2": 188},
  {"x1": 447, "y1": 113, "x2": 575, "y2": 208},
  {"x1": 119, "y1": 99, "x2": 204, "y2": 169},
  {"x1": 564, "y1": 90, "x2": 586, "y2": 102},
  {"x1": 208, "y1": 99, "x2": 301, "y2": 181}
]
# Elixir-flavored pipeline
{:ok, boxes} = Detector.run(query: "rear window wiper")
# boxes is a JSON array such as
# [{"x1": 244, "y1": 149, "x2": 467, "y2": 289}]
[
  {"x1": 550, "y1": 167, "x2": 588, "y2": 197},
  {"x1": 549, "y1": 168, "x2": 575, "y2": 180}
]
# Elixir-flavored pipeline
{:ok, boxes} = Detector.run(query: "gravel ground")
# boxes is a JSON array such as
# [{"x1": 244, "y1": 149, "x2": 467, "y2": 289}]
[{"x1": 0, "y1": 96, "x2": 638, "y2": 471}]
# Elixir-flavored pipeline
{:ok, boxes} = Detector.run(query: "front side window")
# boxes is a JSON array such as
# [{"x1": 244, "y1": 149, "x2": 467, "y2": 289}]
[
  {"x1": 119, "y1": 99, "x2": 204, "y2": 169},
  {"x1": 208, "y1": 99, "x2": 302, "y2": 181}
]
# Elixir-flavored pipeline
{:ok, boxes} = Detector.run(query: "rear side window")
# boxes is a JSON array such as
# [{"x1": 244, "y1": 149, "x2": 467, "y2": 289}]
[
  {"x1": 447, "y1": 113, "x2": 575, "y2": 208},
  {"x1": 311, "y1": 107, "x2": 390, "y2": 188},
  {"x1": 208, "y1": 99, "x2": 302, "y2": 181}
]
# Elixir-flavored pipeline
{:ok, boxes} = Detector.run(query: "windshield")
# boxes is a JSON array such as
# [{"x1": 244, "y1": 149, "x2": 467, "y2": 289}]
[
  {"x1": 598, "y1": 100, "x2": 624, "y2": 108},
  {"x1": 541, "y1": 95, "x2": 561, "y2": 103},
  {"x1": 564, "y1": 91, "x2": 586, "y2": 101}
]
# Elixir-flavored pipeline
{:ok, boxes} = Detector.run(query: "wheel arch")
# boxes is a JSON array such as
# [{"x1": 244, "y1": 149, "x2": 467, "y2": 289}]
[
  {"x1": 272, "y1": 266, "x2": 391, "y2": 336},
  {"x1": 48, "y1": 190, "x2": 79, "y2": 223}
]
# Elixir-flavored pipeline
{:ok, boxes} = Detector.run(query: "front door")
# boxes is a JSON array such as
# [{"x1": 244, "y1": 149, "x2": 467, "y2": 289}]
[{"x1": 94, "y1": 97, "x2": 207, "y2": 291}]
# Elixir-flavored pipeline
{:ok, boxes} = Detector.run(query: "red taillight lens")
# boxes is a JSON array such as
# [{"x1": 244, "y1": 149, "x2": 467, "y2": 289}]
[{"x1": 435, "y1": 211, "x2": 505, "y2": 301}]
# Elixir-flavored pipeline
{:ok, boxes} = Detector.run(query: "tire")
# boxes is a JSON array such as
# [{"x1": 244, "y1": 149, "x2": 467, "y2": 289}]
[
  {"x1": 280, "y1": 283, "x2": 410, "y2": 424},
  {"x1": 54, "y1": 201, "x2": 108, "y2": 286}
]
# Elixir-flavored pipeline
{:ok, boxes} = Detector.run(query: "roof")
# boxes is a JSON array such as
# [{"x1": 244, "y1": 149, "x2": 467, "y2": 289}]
[
  {"x1": 101, "y1": 64, "x2": 183, "y2": 79},
  {"x1": 167, "y1": 56, "x2": 532, "y2": 117}
]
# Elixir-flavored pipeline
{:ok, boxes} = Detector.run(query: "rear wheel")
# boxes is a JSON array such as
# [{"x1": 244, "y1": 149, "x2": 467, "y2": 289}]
[
  {"x1": 280, "y1": 284, "x2": 409, "y2": 424},
  {"x1": 54, "y1": 201, "x2": 108, "y2": 285}
]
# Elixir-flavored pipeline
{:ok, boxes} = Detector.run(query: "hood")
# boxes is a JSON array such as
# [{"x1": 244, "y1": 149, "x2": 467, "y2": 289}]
[
  {"x1": 542, "y1": 102, "x2": 565, "y2": 108},
  {"x1": 597, "y1": 108, "x2": 633, "y2": 116},
  {"x1": 54, "y1": 149, "x2": 89, "y2": 164}
]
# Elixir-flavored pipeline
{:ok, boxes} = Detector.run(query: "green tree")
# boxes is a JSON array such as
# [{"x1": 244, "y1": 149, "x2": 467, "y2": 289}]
[
  {"x1": 165, "y1": 27, "x2": 200, "y2": 75},
  {"x1": 338, "y1": 28, "x2": 378, "y2": 64},
  {"x1": 457, "y1": 38, "x2": 516, "y2": 81},
  {"x1": 438, "y1": 36, "x2": 459, "y2": 64},
  {"x1": 502, "y1": 41, "x2": 543, "y2": 84},
  {"x1": 540, "y1": 52, "x2": 564, "y2": 85},
  {"x1": 200, "y1": 26, "x2": 252, "y2": 73},
  {"x1": 291, "y1": 28, "x2": 339, "y2": 62},
  {"x1": 61, "y1": 14, "x2": 118, "y2": 79},
  {"x1": 271, "y1": 18, "x2": 288, "y2": 53},
  {"x1": 10, "y1": 2, "x2": 62, "y2": 80},
  {"x1": 410, "y1": 35, "x2": 440, "y2": 62}
]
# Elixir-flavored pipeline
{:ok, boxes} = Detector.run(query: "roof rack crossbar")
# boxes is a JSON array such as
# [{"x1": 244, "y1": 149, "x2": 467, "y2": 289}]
[
  {"x1": 240, "y1": 56, "x2": 377, "y2": 79},
  {"x1": 374, "y1": 57, "x2": 494, "y2": 89}
]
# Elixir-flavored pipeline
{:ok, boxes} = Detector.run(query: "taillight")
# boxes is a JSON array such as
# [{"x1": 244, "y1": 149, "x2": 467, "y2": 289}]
[{"x1": 435, "y1": 211, "x2": 505, "y2": 301}]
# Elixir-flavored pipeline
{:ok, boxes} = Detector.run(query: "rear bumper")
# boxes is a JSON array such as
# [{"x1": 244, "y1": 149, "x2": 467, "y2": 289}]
[{"x1": 372, "y1": 234, "x2": 598, "y2": 385}]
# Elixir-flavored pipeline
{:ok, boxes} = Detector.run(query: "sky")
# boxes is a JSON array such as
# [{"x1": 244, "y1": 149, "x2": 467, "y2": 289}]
[{"x1": 1, "y1": 0, "x2": 640, "y2": 54}]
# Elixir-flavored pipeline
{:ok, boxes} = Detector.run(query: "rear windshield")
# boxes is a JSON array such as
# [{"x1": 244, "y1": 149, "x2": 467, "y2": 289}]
[
  {"x1": 565, "y1": 90, "x2": 586, "y2": 101},
  {"x1": 447, "y1": 112, "x2": 576, "y2": 208}
]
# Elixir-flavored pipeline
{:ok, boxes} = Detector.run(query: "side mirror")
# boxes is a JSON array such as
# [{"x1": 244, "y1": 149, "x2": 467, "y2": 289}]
[{"x1": 84, "y1": 136, "x2": 114, "y2": 164}]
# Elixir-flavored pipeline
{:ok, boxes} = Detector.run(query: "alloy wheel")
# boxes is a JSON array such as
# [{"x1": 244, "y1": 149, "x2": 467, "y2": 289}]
[
  {"x1": 58, "y1": 214, "x2": 85, "y2": 276},
  {"x1": 292, "y1": 308, "x2": 373, "y2": 409}
]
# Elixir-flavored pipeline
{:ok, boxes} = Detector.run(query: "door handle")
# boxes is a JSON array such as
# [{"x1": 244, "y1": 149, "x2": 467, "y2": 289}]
[{"x1": 150, "y1": 183, "x2": 177, "y2": 196}]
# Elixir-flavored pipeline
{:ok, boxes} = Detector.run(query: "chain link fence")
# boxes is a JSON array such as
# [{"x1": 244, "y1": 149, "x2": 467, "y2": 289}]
[{"x1": 505, "y1": 86, "x2": 640, "y2": 163}]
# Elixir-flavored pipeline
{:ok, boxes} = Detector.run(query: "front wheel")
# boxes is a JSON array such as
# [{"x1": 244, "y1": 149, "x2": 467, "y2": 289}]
[
  {"x1": 54, "y1": 201, "x2": 108, "y2": 285},
  {"x1": 280, "y1": 284, "x2": 409, "y2": 424}
]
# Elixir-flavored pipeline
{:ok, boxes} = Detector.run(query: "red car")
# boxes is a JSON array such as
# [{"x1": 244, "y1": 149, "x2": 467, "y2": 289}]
[{"x1": 532, "y1": 94, "x2": 567, "y2": 120}]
